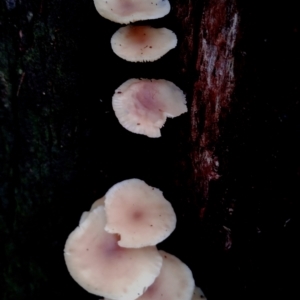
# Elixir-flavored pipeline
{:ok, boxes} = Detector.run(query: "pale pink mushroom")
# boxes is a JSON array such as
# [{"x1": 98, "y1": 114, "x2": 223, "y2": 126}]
[
  {"x1": 112, "y1": 79, "x2": 187, "y2": 137},
  {"x1": 93, "y1": 0, "x2": 170, "y2": 24},
  {"x1": 111, "y1": 25, "x2": 177, "y2": 62},
  {"x1": 103, "y1": 251, "x2": 195, "y2": 300},
  {"x1": 104, "y1": 179, "x2": 176, "y2": 248},
  {"x1": 135, "y1": 250, "x2": 195, "y2": 300},
  {"x1": 192, "y1": 286, "x2": 207, "y2": 300},
  {"x1": 90, "y1": 196, "x2": 105, "y2": 210},
  {"x1": 64, "y1": 206, "x2": 163, "y2": 300},
  {"x1": 79, "y1": 197, "x2": 106, "y2": 225},
  {"x1": 79, "y1": 211, "x2": 90, "y2": 225}
]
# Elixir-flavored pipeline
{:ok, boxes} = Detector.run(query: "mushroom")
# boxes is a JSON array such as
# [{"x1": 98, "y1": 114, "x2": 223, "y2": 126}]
[
  {"x1": 192, "y1": 286, "x2": 207, "y2": 300},
  {"x1": 104, "y1": 179, "x2": 176, "y2": 248},
  {"x1": 111, "y1": 25, "x2": 177, "y2": 62},
  {"x1": 112, "y1": 79, "x2": 187, "y2": 137},
  {"x1": 79, "y1": 197, "x2": 106, "y2": 225},
  {"x1": 90, "y1": 196, "x2": 105, "y2": 210},
  {"x1": 130, "y1": 250, "x2": 195, "y2": 300},
  {"x1": 93, "y1": 0, "x2": 171, "y2": 24},
  {"x1": 79, "y1": 211, "x2": 90, "y2": 225},
  {"x1": 104, "y1": 251, "x2": 195, "y2": 300},
  {"x1": 64, "y1": 206, "x2": 163, "y2": 300}
]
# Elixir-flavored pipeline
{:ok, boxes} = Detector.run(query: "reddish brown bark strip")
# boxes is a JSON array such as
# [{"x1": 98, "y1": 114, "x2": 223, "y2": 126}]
[{"x1": 190, "y1": 0, "x2": 239, "y2": 202}]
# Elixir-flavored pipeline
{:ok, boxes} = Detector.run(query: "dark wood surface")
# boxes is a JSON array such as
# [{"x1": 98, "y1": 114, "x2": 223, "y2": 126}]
[{"x1": 1, "y1": 0, "x2": 299, "y2": 299}]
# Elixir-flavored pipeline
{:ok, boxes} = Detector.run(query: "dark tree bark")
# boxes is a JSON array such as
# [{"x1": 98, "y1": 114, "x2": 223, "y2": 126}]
[
  {"x1": 1, "y1": 1, "x2": 298, "y2": 300},
  {"x1": 174, "y1": 0, "x2": 239, "y2": 204}
]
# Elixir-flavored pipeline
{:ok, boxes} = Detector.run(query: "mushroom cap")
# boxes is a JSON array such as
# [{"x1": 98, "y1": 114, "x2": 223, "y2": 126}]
[
  {"x1": 135, "y1": 251, "x2": 195, "y2": 300},
  {"x1": 64, "y1": 206, "x2": 163, "y2": 300},
  {"x1": 79, "y1": 211, "x2": 90, "y2": 225},
  {"x1": 192, "y1": 287, "x2": 207, "y2": 300},
  {"x1": 90, "y1": 196, "x2": 105, "y2": 210},
  {"x1": 104, "y1": 179, "x2": 176, "y2": 248},
  {"x1": 79, "y1": 197, "x2": 106, "y2": 225},
  {"x1": 93, "y1": 0, "x2": 170, "y2": 24},
  {"x1": 112, "y1": 79, "x2": 187, "y2": 137},
  {"x1": 111, "y1": 25, "x2": 177, "y2": 62}
]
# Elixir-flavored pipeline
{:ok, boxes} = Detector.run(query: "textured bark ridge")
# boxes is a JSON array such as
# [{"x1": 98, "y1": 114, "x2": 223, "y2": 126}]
[{"x1": 190, "y1": 0, "x2": 239, "y2": 202}]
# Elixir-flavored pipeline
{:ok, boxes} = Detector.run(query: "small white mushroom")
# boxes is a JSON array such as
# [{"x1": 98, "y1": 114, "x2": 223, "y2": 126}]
[
  {"x1": 192, "y1": 286, "x2": 207, "y2": 300},
  {"x1": 111, "y1": 25, "x2": 177, "y2": 62},
  {"x1": 93, "y1": 0, "x2": 171, "y2": 24},
  {"x1": 79, "y1": 211, "x2": 90, "y2": 225},
  {"x1": 135, "y1": 250, "x2": 195, "y2": 300},
  {"x1": 104, "y1": 179, "x2": 176, "y2": 248},
  {"x1": 112, "y1": 79, "x2": 187, "y2": 138},
  {"x1": 79, "y1": 197, "x2": 106, "y2": 225},
  {"x1": 64, "y1": 206, "x2": 163, "y2": 300},
  {"x1": 90, "y1": 196, "x2": 105, "y2": 210},
  {"x1": 103, "y1": 251, "x2": 195, "y2": 300}
]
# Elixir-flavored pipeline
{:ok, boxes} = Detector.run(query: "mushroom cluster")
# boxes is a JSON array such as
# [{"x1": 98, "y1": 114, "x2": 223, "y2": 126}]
[
  {"x1": 64, "y1": 1, "x2": 207, "y2": 299},
  {"x1": 92, "y1": 0, "x2": 185, "y2": 137},
  {"x1": 64, "y1": 179, "x2": 198, "y2": 300}
]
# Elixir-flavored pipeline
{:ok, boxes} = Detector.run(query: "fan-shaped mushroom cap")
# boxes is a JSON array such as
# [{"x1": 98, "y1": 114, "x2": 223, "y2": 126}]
[
  {"x1": 112, "y1": 79, "x2": 187, "y2": 137},
  {"x1": 64, "y1": 206, "x2": 163, "y2": 300},
  {"x1": 93, "y1": 0, "x2": 170, "y2": 24},
  {"x1": 111, "y1": 25, "x2": 177, "y2": 62},
  {"x1": 104, "y1": 179, "x2": 176, "y2": 248},
  {"x1": 136, "y1": 251, "x2": 195, "y2": 300}
]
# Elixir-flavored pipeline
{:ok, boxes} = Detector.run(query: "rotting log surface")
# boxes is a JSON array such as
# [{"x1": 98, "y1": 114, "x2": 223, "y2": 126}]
[
  {"x1": 1, "y1": 0, "x2": 299, "y2": 300},
  {"x1": 191, "y1": 0, "x2": 238, "y2": 202},
  {"x1": 172, "y1": 0, "x2": 239, "y2": 207}
]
